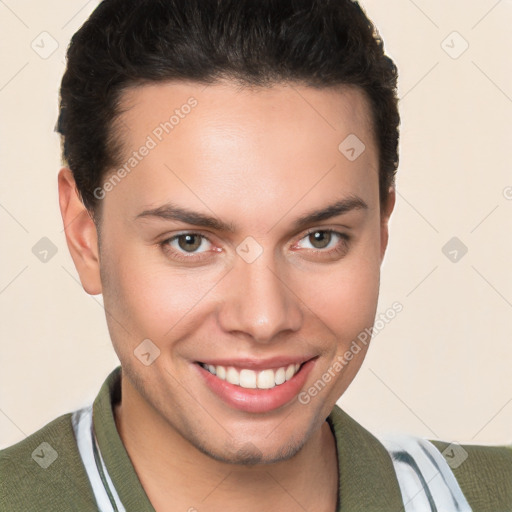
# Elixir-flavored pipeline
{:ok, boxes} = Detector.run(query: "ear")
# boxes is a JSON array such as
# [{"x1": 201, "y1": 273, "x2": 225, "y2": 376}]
[
  {"x1": 58, "y1": 167, "x2": 102, "y2": 295},
  {"x1": 379, "y1": 186, "x2": 396, "y2": 263}
]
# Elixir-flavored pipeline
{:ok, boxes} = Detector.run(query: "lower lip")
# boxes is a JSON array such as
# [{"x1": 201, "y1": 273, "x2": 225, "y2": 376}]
[{"x1": 195, "y1": 359, "x2": 316, "y2": 413}]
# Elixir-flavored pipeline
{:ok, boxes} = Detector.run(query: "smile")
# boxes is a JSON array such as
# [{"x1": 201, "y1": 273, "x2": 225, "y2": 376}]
[
  {"x1": 196, "y1": 357, "x2": 317, "y2": 413},
  {"x1": 199, "y1": 363, "x2": 302, "y2": 389}
]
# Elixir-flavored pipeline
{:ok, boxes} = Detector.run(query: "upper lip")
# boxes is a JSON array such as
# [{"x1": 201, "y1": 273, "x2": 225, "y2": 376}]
[{"x1": 196, "y1": 355, "x2": 317, "y2": 371}]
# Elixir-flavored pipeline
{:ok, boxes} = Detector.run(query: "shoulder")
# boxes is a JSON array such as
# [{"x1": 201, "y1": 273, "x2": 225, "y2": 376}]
[
  {"x1": 429, "y1": 439, "x2": 512, "y2": 511},
  {"x1": 327, "y1": 405, "x2": 510, "y2": 510},
  {"x1": 0, "y1": 412, "x2": 97, "y2": 511},
  {"x1": 380, "y1": 432, "x2": 512, "y2": 511}
]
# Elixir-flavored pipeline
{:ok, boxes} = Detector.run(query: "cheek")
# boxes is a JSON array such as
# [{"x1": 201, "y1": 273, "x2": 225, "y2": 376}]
[
  {"x1": 101, "y1": 241, "x2": 224, "y2": 344},
  {"x1": 295, "y1": 241, "x2": 381, "y2": 335},
  {"x1": 309, "y1": 267, "x2": 379, "y2": 320},
  {"x1": 296, "y1": 264, "x2": 379, "y2": 414}
]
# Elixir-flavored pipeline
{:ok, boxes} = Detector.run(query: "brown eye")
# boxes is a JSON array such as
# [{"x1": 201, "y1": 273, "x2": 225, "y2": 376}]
[
  {"x1": 308, "y1": 231, "x2": 332, "y2": 249},
  {"x1": 293, "y1": 229, "x2": 350, "y2": 261},
  {"x1": 177, "y1": 234, "x2": 203, "y2": 252},
  {"x1": 160, "y1": 232, "x2": 217, "y2": 263}
]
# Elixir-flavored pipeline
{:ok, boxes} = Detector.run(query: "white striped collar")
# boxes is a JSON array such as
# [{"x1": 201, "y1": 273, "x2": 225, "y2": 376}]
[
  {"x1": 72, "y1": 405, "x2": 126, "y2": 512},
  {"x1": 380, "y1": 433, "x2": 472, "y2": 511}
]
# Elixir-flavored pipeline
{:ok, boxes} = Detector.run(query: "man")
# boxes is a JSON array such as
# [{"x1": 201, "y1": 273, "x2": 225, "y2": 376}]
[{"x1": 1, "y1": 0, "x2": 510, "y2": 510}]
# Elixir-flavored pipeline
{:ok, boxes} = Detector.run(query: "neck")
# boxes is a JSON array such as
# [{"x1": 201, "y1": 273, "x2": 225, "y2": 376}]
[{"x1": 114, "y1": 373, "x2": 339, "y2": 512}]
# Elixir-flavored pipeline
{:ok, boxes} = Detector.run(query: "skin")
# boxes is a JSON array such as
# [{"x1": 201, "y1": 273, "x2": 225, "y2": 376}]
[{"x1": 58, "y1": 81, "x2": 395, "y2": 512}]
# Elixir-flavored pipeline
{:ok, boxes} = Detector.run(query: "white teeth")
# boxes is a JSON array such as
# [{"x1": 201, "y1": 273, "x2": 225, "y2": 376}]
[
  {"x1": 239, "y1": 369, "x2": 257, "y2": 389},
  {"x1": 274, "y1": 367, "x2": 286, "y2": 385},
  {"x1": 201, "y1": 362, "x2": 302, "y2": 389},
  {"x1": 226, "y1": 367, "x2": 240, "y2": 386},
  {"x1": 257, "y1": 369, "x2": 276, "y2": 389},
  {"x1": 216, "y1": 365, "x2": 226, "y2": 380},
  {"x1": 285, "y1": 364, "x2": 296, "y2": 381}
]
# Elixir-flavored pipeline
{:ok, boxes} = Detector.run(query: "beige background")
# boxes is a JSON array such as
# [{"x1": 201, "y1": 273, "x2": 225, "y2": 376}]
[{"x1": 1, "y1": 0, "x2": 511, "y2": 449}]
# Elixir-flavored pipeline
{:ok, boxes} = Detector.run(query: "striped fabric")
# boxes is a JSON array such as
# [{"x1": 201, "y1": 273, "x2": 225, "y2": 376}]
[
  {"x1": 380, "y1": 434, "x2": 472, "y2": 511},
  {"x1": 72, "y1": 405, "x2": 126, "y2": 512}
]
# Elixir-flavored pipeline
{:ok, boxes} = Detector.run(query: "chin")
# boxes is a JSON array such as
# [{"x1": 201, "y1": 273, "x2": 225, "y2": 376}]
[{"x1": 191, "y1": 433, "x2": 309, "y2": 466}]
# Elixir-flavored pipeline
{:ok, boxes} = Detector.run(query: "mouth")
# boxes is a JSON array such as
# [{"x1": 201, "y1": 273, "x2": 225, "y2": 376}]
[
  {"x1": 198, "y1": 362, "x2": 303, "y2": 390},
  {"x1": 194, "y1": 357, "x2": 317, "y2": 413}
]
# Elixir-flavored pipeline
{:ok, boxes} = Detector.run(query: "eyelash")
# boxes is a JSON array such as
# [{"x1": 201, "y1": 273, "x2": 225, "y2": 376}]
[{"x1": 159, "y1": 228, "x2": 351, "y2": 263}]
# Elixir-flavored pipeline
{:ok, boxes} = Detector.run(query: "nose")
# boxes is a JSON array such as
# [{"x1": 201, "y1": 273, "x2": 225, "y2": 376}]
[{"x1": 217, "y1": 254, "x2": 303, "y2": 344}]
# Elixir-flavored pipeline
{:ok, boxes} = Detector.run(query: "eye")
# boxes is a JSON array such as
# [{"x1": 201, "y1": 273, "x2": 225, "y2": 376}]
[
  {"x1": 302, "y1": 230, "x2": 333, "y2": 249},
  {"x1": 292, "y1": 229, "x2": 351, "y2": 261},
  {"x1": 172, "y1": 233, "x2": 210, "y2": 253},
  {"x1": 296, "y1": 230, "x2": 346, "y2": 250},
  {"x1": 160, "y1": 232, "x2": 215, "y2": 261}
]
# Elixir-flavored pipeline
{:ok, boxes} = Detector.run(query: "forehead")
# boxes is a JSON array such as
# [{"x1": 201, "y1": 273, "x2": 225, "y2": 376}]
[
  {"x1": 104, "y1": 81, "x2": 379, "y2": 227},
  {"x1": 117, "y1": 80, "x2": 376, "y2": 153}
]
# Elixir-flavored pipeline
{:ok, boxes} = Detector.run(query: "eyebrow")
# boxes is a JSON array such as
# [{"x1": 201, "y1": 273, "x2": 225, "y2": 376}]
[{"x1": 134, "y1": 195, "x2": 368, "y2": 233}]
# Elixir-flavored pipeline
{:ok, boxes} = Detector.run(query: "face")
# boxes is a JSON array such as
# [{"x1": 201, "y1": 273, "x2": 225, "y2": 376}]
[{"x1": 87, "y1": 81, "x2": 393, "y2": 463}]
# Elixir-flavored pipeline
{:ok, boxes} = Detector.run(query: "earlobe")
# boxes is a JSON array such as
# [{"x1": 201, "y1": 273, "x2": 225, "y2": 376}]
[
  {"x1": 380, "y1": 187, "x2": 396, "y2": 263},
  {"x1": 58, "y1": 167, "x2": 102, "y2": 295}
]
